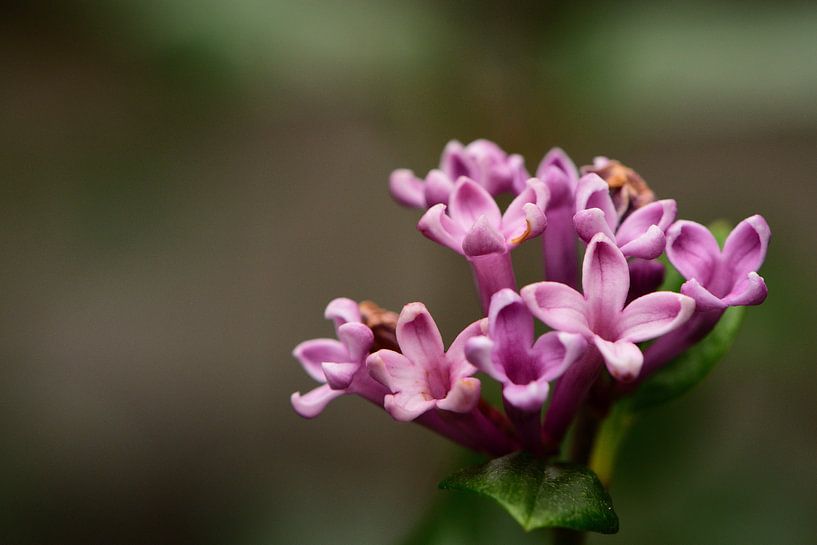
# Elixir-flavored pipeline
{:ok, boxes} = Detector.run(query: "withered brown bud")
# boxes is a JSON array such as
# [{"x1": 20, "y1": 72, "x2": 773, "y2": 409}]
[
  {"x1": 359, "y1": 300, "x2": 399, "y2": 352},
  {"x1": 581, "y1": 158, "x2": 655, "y2": 218}
]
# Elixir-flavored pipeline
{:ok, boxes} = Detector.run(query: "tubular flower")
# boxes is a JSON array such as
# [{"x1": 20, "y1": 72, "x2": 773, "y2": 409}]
[
  {"x1": 465, "y1": 289, "x2": 586, "y2": 413},
  {"x1": 389, "y1": 139, "x2": 528, "y2": 208},
  {"x1": 522, "y1": 233, "x2": 696, "y2": 381},
  {"x1": 536, "y1": 147, "x2": 581, "y2": 287},
  {"x1": 418, "y1": 176, "x2": 548, "y2": 312},
  {"x1": 666, "y1": 215, "x2": 770, "y2": 310},
  {"x1": 573, "y1": 173, "x2": 677, "y2": 260},
  {"x1": 366, "y1": 302, "x2": 483, "y2": 421},
  {"x1": 291, "y1": 298, "x2": 383, "y2": 418}
]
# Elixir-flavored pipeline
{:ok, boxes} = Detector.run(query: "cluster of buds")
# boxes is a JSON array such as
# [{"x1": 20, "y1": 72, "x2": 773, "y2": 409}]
[{"x1": 291, "y1": 140, "x2": 769, "y2": 456}]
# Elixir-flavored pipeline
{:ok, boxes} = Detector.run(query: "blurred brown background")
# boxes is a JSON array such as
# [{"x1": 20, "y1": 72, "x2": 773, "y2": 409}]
[{"x1": 1, "y1": 1, "x2": 816, "y2": 544}]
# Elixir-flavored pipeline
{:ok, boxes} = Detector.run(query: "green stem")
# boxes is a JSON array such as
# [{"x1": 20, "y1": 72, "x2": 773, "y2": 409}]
[{"x1": 589, "y1": 402, "x2": 635, "y2": 487}]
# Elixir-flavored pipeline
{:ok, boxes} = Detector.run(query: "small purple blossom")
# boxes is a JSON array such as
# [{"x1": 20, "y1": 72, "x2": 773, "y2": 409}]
[
  {"x1": 291, "y1": 298, "x2": 383, "y2": 418},
  {"x1": 522, "y1": 233, "x2": 696, "y2": 381},
  {"x1": 417, "y1": 176, "x2": 548, "y2": 312},
  {"x1": 573, "y1": 173, "x2": 677, "y2": 260},
  {"x1": 465, "y1": 289, "x2": 586, "y2": 413},
  {"x1": 667, "y1": 215, "x2": 770, "y2": 310},
  {"x1": 366, "y1": 302, "x2": 483, "y2": 421},
  {"x1": 390, "y1": 139, "x2": 528, "y2": 208},
  {"x1": 536, "y1": 148, "x2": 581, "y2": 287}
]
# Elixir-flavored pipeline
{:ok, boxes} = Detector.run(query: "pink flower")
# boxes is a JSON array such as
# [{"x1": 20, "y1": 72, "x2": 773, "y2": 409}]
[
  {"x1": 390, "y1": 139, "x2": 529, "y2": 208},
  {"x1": 417, "y1": 176, "x2": 548, "y2": 312},
  {"x1": 366, "y1": 303, "x2": 484, "y2": 421},
  {"x1": 291, "y1": 298, "x2": 382, "y2": 418},
  {"x1": 522, "y1": 233, "x2": 695, "y2": 381},
  {"x1": 667, "y1": 215, "x2": 769, "y2": 310},
  {"x1": 573, "y1": 173, "x2": 677, "y2": 260},
  {"x1": 465, "y1": 289, "x2": 586, "y2": 413}
]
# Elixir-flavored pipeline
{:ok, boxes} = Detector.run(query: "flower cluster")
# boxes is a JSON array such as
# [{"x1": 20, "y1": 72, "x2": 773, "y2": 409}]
[{"x1": 291, "y1": 139, "x2": 769, "y2": 456}]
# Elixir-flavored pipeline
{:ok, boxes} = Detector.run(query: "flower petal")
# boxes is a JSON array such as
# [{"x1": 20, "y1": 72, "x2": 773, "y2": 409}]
[
  {"x1": 396, "y1": 303, "x2": 446, "y2": 368},
  {"x1": 502, "y1": 178, "x2": 549, "y2": 241},
  {"x1": 417, "y1": 203, "x2": 466, "y2": 254},
  {"x1": 721, "y1": 215, "x2": 770, "y2": 279},
  {"x1": 680, "y1": 279, "x2": 728, "y2": 311},
  {"x1": 291, "y1": 384, "x2": 344, "y2": 419},
  {"x1": 502, "y1": 379, "x2": 550, "y2": 413},
  {"x1": 593, "y1": 336, "x2": 643, "y2": 382},
  {"x1": 446, "y1": 320, "x2": 485, "y2": 378},
  {"x1": 424, "y1": 169, "x2": 455, "y2": 207},
  {"x1": 583, "y1": 233, "x2": 629, "y2": 327},
  {"x1": 465, "y1": 335, "x2": 506, "y2": 381},
  {"x1": 441, "y1": 140, "x2": 475, "y2": 180},
  {"x1": 292, "y1": 338, "x2": 346, "y2": 382},
  {"x1": 324, "y1": 298, "x2": 361, "y2": 329},
  {"x1": 437, "y1": 377, "x2": 481, "y2": 413},
  {"x1": 488, "y1": 288, "x2": 534, "y2": 367},
  {"x1": 619, "y1": 292, "x2": 696, "y2": 343},
  {"x1": 337, "y1": 322, "x2": 374, "y2": 362},
  {"x1": 722, "y1": 272, "x2": 768, "y2": 307},
  {"x1": 573, "y1": 208, "x2": 616, "y2": 243},
  {"x1": 321, "y1": 361, "x2": 359, "y2": 390},
  {"x1": 448, "y1": 177, "x2": 502, "y2": 229},
  {"x1": 389, "y1": 169, "x2": 425, "y2": 208},
  {"x1": 618, "y1": 224, "x2": 666, "y2": 259},
  {"x1": 462, "y1": 215, "x2": 507, "y2": 257},
  {"x1": 532, "y1": 331, "x2": 587, "y2": 381},
  {"x1": 520, "y1": 282, "x2": 590, "y2": 336},
  {"x1": 666, "y1": 220, "x2": 721, "y2": 283},
  {"x1": 384, "y1": 392, "x2": 437, "y2": 421},
  {"x1": 366, "y1": 349, "x2": 420, "y2": 392},
  {"x1": 508, "y1": 153, "x2": 530, "y2": 194},
  {"x1": 575, "y1": 173, "x2": 617, "y2": 230},
  {"x1": 536, "y1": 147, "x2": 578, "y2": 189},
  {"x1": 616, "y1": 199, "x2": 677, "y2": 246}
]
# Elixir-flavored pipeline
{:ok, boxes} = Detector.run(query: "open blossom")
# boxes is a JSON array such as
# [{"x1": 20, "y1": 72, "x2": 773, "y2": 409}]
[
  {"x1": 418, "y1": 176, "x2": 548, "y2": 312},
  {"x1": 390, "y1": 139, "x2": 528, "y2": 208},
  {"x1": 522, "y1": 233, "x2": 696, "y2": 381},
  {"x1": 573, "y1": 173, "x2": 677, "y2": 260},
  {"x1": 666, "y1": 215, "x2": 769, "y2": 310},
  {"x1": 366, "y1": 303, "x2": 484, "y2": 421},
  {"x1": 465, "y1": 289, "x2": 586, "y2": 413},
  {"x1": 418, "y1": 177, "x2": 548, "y2": 257},
  {"x1": 291, "y1": 298, "x2": 382, "y2": 418}
]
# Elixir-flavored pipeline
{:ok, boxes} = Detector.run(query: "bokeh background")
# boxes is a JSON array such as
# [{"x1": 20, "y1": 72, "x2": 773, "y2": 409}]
[{"x1": 2, "y1": 1, "x2": 816, "y2": 544}]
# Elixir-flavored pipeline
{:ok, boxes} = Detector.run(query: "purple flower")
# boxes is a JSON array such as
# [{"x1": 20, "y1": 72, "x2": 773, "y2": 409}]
[
  {"x1": 536, "y1": 148, "x2": 581, "y2": 287},
  {"x1": 573, "y1": 173, "x2": 677, "y2": 260},
  {"x1": 291, "y1": 298, "x2": 382, "y2": 418},
  {"x1": 521, "y1": 233, "x2": 696, "y2": 381},
  {"x1": 666, "y1": 215, "x2": 770, "y2": 310},
  {"x1": 390, "y1": 139, "x2": 528, "y2": 208},
  {"x1": 465, "y1": 289, "x2": 587, "y2": 413},
  {"x1": 366, "y1": 302, "x2": 484, "y2": 421},
  {"x1": 418, "y1": 176, "x2": 548, "y2": 312}
]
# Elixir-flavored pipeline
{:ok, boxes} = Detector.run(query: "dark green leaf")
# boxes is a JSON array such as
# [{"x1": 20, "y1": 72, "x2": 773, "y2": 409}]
[
  {"x1": 629, "y1": 305, "x2": 745, "y2": 411},
  {"x1": 439, "y1": 452, "x2": 619, "y2": 534}
]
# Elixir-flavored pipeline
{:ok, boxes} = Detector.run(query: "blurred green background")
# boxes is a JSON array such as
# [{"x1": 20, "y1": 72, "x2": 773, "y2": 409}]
[{"x1": 2, "y1": 1, "x2": 815, "y2": 544}]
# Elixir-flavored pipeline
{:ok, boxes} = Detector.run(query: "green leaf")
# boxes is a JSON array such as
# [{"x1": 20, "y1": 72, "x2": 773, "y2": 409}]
[
  {"x1": 439, "y1": 452, "x2": 619, "y2": 534},
  {"x1": 629, "y1": 305, "x2": 746, "y2": 411}
]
